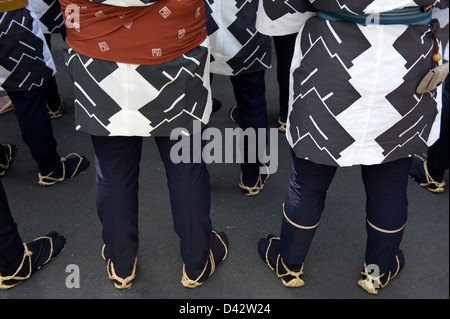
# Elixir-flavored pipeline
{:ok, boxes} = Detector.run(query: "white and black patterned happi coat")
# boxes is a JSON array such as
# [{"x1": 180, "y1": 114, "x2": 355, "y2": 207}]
[
  {"x1": 286, "y1": 0, "x2": 449, "y2": 167},
  {"x1": 204, "y1": 0, "x2": 272, "y2": 76},
  {"x1": 64, "y1": 0, "x2": 212, "y2": 137},
  {"x1": 0, "y1": 6, "x2": 56, "y2": 92}
]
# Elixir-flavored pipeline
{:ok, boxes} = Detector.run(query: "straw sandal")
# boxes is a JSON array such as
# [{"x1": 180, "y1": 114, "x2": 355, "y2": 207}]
[
  {"x1": 278, "y1": 117, "x2": 286, "y2": 133},
  {"x1": 239, "y1": 164, "x2": 270, "y2": 196},
  {"x1": 38, "y1": 153, "x2": 89, "y2": 186},
  {"x1": 0, "y1": 232, "x2": 66, "y2": 289},
  {"x1": 181, "y1": 230, "x2": 228, "y2": 288},
  {"x1": 358, "y1": 250, "x2": 405, "y2": 295},
  {"x1": 0, "y1": 144, "x2": 16, "y2": 176},
  {"x1": 258, "y1": 235, "x2": 304, "y2": 288},
  {"x1": 101, "y1": 245, "x2": 137, "y2": 290},
  {"x1": 46, "y1": 96, "x2": 64, "y2": 119},
  {"x1": 409, "y1": 154, "x2": 445, "y2": 193},
  {"x1": 106, "y1": 258, "x2": 137, "y2": 290}
]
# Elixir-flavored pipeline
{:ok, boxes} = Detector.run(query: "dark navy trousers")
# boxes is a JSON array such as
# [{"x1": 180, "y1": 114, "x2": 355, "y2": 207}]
[
  {"x1": 91, "y1": 134, "x2": 212, "y2": 277},
  {"x1": 7, "y1": 87, "x2": 61, "y2": 175},
  {"x1": 280, "y1": 151, "x2": 413, "y2": 274},
  {"x1": 230, "y1": 70, "x2": 268, "y2": 184},
  {"x1": 428, "y1": 75, "x2": 449, "y2": 172},
  {"x1": 273, "y1": 34, "x2": 297, "y2": 122},
  {"x1": 0, "y1": 179, "x2": 23, "y2": 270}
]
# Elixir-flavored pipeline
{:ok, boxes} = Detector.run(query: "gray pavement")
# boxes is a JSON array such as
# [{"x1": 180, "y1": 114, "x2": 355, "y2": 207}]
[{"x1": 0, "y1": 35, "x2": 448, "y2": 300}]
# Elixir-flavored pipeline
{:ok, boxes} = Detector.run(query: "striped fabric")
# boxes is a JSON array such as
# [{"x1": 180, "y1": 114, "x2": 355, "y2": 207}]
[{"x1": 317, "y1": 7, "x2": 433, "y2": 26}]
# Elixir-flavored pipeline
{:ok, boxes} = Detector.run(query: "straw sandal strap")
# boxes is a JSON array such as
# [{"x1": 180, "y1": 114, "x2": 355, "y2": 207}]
[
  {"x1": 101, "y1": 244, "x2": 107, "y2": 261},
  {"x1": 38, "y1": 153, "x2": 85, "y2": 186},
  {"x1": 38, "y1": 166, "x2": 65, "y2": 186},
  {"x1": 0, "y1": 144, "x2": 14, "y2": 175},
  {"x1": 46, "y1": 96, "x2": 64, "y2": 119},
  {"x1": 212, "y1": 230, "x2": 228, "y2": 262},
  {"x1": 64, "y1": 153, "x2": 85, "y2": 178},
  {"x1": 239, "y1": 174, "x2": 263, "y2": 196},
  {"x1": 278, "y1": 117, "x2": 286, "y2": 132},
  {"x1": 358, "y1": 255, "x2": 401, "y2": 295},
  {"x1": 0, "y1": 244, "x2": 33, "y2": 289},
  {"x1": 0, "y1": 235, "x2": 59, "y2": 289},
  {"x1": 181, "y1": 231, "x2": 228, "y2": 288},
  {"x1": 420, "y1": 160, "x2": 446, "y2": 193},
  {"x1": 264, "y1": 236, "x2": 304, "y2": 287},
  {"x1": 239, "y1": 164, "x2": 269, "y2": 197},
  {"x1": 276, "y1": 256, "x2": 304, "y2": 288},
  {"x1": 33, "y1": 236, "x2": 54, "y2": 268},
  {"x1": 358, "y1": 263, "x2": 390, "y2": 294},
  {"x1": 181, "y1": 253, "x2": 214, "y2": 289},
  {"x1": 106, "y1": 258, "x2": 137, "y2": 290},
  {"x1": 102, "y1": 244, "x2": 137, "y2": 289},
  {"x1": 264, "y1": 236, "x2": 279, "y2": 271}
]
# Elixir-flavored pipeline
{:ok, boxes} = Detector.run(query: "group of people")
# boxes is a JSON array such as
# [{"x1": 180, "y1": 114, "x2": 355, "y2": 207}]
[{"x1": 1, "y1": 0, "x2": 448, "y2": 295}]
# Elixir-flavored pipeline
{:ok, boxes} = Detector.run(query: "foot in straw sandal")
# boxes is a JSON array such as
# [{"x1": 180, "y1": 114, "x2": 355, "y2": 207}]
[
  {"x1": 46, "y1": 96, "x2": 65, "y2": 119},
  {"x1": 0, "y1": 232, "x2": 66, "y2": 289},
  {"x1": 101, "y1": 245, "x2": 137, "y2": 290},
  {"x1": 409, "y1": 154, "x2": 446, "y2": 193},
  {"x1": 181, "y1": 230, "x2": 228, "y2": 288},
  {"x1": 258, "y1": 235, "x2": 305, "y2": 288},
  {"x1": 357, "y1": 250, "x2": 405, "y2": 295},
  {"x1": 38, "y1": 153, "x2": 90, "y2": 186},
  {"x1": 0, "y1": 144, "x2": 16, "y2": 177},
  {"x1": 0, "y1": 96, "x2": 14, "y2": 115},
  {"x1": 239, "y1": 164, "x2": 270, "y2": 197}
]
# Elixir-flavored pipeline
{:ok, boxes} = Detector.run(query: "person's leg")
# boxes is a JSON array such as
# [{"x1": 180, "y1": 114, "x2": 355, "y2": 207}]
[
  {"x1": 155, "y1": 134, "x2": 227, "y2": 287},
  {"x1": 0, "y1": 179, "x2": 65, "y2": 289},
  {"x1": 156, "y1": 135, "x2": 211, "y2": 269},
  {"x1": 359, "y1": 157, "x2": 412, "y2": 294},
  {"x1": 280, "y1": 152, "x2": 337, "y2": 265},
  {"x1": 0, "y1": 144, "x2": 16, "y2": 176},
  {"x1": 230, "y1": 70, "x2": 269, "y2": 193},
  {"x1": 410, "y1": 75, "x2": 448, "y2": 193},
  {"x1": 259, "y1": 150, "x2": 336, "y2": 287},
  {"x1": 7, "y1": 87, "x2": 89, "y2": 185},
  {"x1": 43, "y1": 34, "x2": 64, "y2": 119},
  {"x1": 0, "y1": 180, "x2": 23, "y2": 272},
  {"x1": 426, "y1": 75, "x2": 449, "y2": 173},
  {"x1": 7, "y1": 88, "x2": 61, "y2": 175},
  {"x1": 273, "y1": 34, "x2": 297, "y2": 130},
  {"x1": 91, "y1": 135, "x2": 142, "y2": 288},
  {"x1": 209, "y1": 73, "x2": 222, "y2": 113}
]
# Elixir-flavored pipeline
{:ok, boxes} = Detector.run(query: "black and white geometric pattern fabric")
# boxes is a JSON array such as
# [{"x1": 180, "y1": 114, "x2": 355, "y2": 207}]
[
  {"x1": 28, "y1": 0, "x2": 65, "y2": 34},
  {"x1": 0, "y1": 7, "x2": 56, "y2": 92},
  {"x1": 285, "y1": 0, "x2": 449, "y2": 167},
  {"x1": 256, "y1": 0, "x2": 316, "y2": 36},
  {"x1": 65, "y1": 40, "x2": 211, "y2": 137},
  {"x1": 204, "y1": 0, "x2": 272, "y2": 76}
]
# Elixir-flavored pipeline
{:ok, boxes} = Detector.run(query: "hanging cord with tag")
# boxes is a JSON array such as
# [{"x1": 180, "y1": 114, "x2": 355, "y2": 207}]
[
  {"x1": 429, "y1": 25, "x2": 442, "y2": 67},
  {"x1": 416, "y1": 25, "x2": 449, "y2": 94}
]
